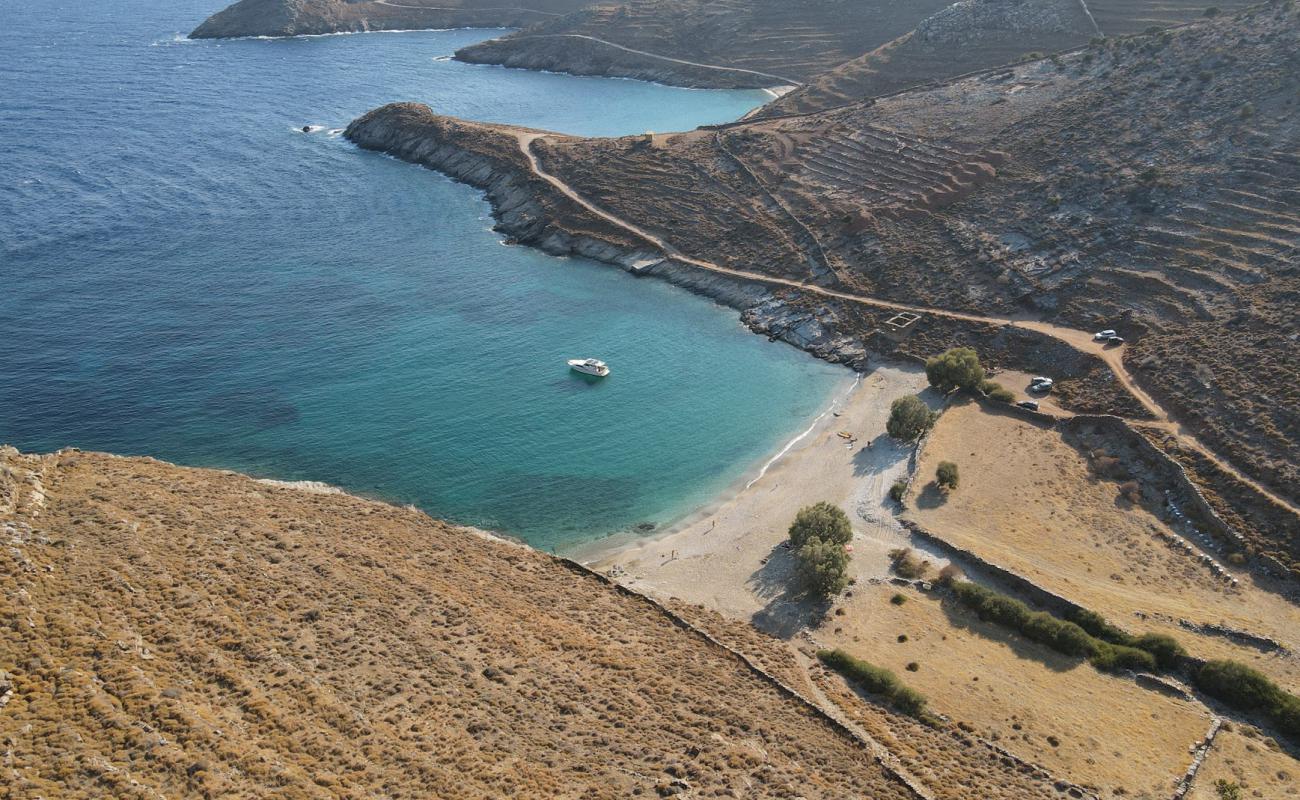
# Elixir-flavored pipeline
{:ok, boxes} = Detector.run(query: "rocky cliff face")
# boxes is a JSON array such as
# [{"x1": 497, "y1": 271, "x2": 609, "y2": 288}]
[{"x1": 189, "y1": 0, "x2": 586, "y2": 39}]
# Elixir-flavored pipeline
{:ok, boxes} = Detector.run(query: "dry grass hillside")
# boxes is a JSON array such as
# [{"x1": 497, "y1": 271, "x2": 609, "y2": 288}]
[
  {"x1": 454, "y1": 0, "x2": 954, "y2": 87},
  {"x1": 759, "y1": 0, "x2": 1102, "y2": 116},
  {"x1": 907, "y1": 401, "x2": 1300, "y2": 690},
  {"x1": 1, "y1": 446, "x2": 1081, "y2": 798},
  {"x1": 818, "y1": 580, "x2": 1214, "y2": 798},
  {"x1": 761, "y1": 0, "x2": 1261, "y2": 115},
  {"x1": 518, "y1": 4, "x2": 1299, "y2": 504}
]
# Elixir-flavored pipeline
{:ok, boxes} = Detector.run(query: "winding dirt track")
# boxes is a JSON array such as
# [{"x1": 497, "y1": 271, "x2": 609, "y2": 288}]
[{"x1": 516, "y1": 132, "x2": 1300, "y2": 518}]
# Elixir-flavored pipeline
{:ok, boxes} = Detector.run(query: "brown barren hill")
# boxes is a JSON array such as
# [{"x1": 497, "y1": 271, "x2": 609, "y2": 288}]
[
  {"x1": 1, "y1": 445, "x2": 1035, "y2": 798},
  {"x1": 189, "y1": 0, "x2": 590, "y2": 39},
  {"x1": 452, "y1": 0, "x2": 954, "y2": 87},
  {"x1": 350, "y1": 5, "x2": 1300, "y2": 511}
]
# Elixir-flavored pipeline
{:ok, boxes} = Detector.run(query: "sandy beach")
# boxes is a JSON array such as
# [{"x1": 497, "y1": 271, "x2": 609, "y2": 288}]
[{"x1": 575, "y1": 363, "x2": 939, "y2": 634}]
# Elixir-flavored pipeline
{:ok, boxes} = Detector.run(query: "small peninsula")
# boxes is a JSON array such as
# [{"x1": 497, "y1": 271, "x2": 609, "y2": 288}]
[{"x1": 189, "y1": 0, "x2": 588, "y2": 39}]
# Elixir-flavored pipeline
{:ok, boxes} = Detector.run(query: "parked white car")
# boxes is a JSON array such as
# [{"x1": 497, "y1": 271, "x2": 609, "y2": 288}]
[{"x1": 1093, "y1": 329, "x2": 1117, "y2": 341}]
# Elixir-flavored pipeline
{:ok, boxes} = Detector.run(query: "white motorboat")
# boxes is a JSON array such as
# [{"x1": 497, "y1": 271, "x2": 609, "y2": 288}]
[{"x1": 568, "y1": 358, "x2": 610, "y2": 377}]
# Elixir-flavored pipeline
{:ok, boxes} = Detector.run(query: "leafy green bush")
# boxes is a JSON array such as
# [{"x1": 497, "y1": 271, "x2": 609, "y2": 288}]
[
  {"x1": 1194, "y1": 661, "x2": 1300, "y2": 740},
  {"x1": 817, "y1": 649, "x2": 929, "y2": 719},
  {"x1": 788, "y1": 501, "x2": 852, "y2": 548},
  {"x1": 1214, "y1": 780, "x2": 1242, "y2": 800},
  {"x1": 890, "y1": 685, "x2": 928, "y2": 716},
  {"x1": 1067, "y1": 607, "x2": 1132, "y2": 646},
  {"x1": 925, "y1": 347, "x2": 985, "y2": 393},
  {"x1": 950, "y1": 582, "x2": 1165, "y2": 672},
  {"x1": 936, "y1": 461, "x2": 959, "y2": 490},
  {"x1": 1091, "y1": 643, "x2": 1157, "y2": 673},
  {"x1": 886, "y1": 395, "x2": 935, "y2": 442},
  {"x1": 980, "y1": 380, "x2": 1015, "y2": 403},
  {"x1": 795, "y1": 538, "x2": 850, "y2": 597},
  {"x1": 889, "y1": 480, "x2": 907, "y2": 502},
  {"x1": 1131, "y1": 633, "x2": 1187, "y2": 670},
  {"x1": 889, "y1": 548, "x2": 929, "y2": 580}
]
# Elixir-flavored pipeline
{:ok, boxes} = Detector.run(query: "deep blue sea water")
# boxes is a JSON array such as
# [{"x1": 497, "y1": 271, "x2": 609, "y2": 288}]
[{"x1": 0, "y1": 0, "x2": 849, "y2": 549}]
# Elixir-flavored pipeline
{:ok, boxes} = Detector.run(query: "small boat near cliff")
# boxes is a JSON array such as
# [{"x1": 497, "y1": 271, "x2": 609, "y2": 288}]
[{"x1": 568, "y1": 358, "x2": 610, "y2": 377}]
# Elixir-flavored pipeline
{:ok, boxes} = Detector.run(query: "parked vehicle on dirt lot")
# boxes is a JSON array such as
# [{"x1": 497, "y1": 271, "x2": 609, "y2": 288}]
[{"x1": 1016, "y1": 400, "x2": 1040, "y2": 411}]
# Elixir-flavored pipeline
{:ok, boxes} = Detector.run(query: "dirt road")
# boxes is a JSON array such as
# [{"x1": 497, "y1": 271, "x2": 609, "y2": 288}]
[{"x1": 518, "y1": 132, "x2": 1299, "y2": 518}]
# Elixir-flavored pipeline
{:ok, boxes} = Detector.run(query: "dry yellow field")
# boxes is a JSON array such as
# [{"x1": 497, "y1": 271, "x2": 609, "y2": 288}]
[
  {"x1": 1186, "y1": 725, "x2": 1299, "y2": 799},
  {"x1": 818, "y1": 581, "x2": 1212, "y2": 798},
  {"x1": 907, "y1": 400, "x2": 1300, "y2": 691}
]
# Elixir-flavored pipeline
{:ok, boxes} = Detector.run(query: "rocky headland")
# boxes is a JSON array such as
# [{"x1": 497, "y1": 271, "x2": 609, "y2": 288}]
[{"x1": 188, "y1": 0, "x2": 588, "y2": 39}]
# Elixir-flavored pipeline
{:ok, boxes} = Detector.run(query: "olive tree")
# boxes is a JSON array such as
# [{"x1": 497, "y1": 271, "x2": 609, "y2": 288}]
[
  {"x1": 925, "y1": 347, "x2": 985, "y2": 393},
  {"x1": 886, "y1": 395, "x2": 935, "y2": 442}
]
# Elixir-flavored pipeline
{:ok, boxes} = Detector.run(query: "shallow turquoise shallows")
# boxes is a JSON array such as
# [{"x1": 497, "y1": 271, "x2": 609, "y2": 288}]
[{"x1": 0, "y1": 0, "x2": 849, "y2": 550}]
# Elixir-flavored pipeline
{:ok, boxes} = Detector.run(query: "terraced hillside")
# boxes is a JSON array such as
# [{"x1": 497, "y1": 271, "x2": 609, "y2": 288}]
[
  {"x1": 538, "y1": 4, "x2": 1300, "y2": 505},
  {"x1": 759, "y1": 0, "x2": 1100, "y2": 116},
  {"x1": 1085, "y1": 0, "x2": 1256, "y2": 34},
  {"x1": 760, "y1": 0, "x2": 1261, "y2": 116},
  {"x1": 453, "y1": 0, "x2": 954, "y2": 87},
  {"x1": 189, "y1": 0, "x2": 590, "y2": 39},
  {"x1": 1, "y1": 447, "x2": 1081, "y2": 798},
  {"x1": 351, "y1": 5, "x2": 1299, "y2": 513}
]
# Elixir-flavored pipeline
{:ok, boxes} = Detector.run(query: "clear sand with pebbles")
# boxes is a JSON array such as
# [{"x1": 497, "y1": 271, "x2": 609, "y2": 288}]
[{"x1": 576, "y1": 363, "x2": 941, "y2": 629}]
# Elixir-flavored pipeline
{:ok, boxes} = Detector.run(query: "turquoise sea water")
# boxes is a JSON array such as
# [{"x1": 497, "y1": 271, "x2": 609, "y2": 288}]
[{"x1": 0, "y1": 0, "x2": 849, "y2": 550}]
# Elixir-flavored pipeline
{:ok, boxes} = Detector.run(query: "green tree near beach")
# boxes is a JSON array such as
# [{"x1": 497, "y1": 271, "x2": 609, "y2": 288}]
[
  {"x1": 886, "y1": 395, "x2": 935, "y2": 442},
  {"x1": 788, "y1": 502, "x2": 853, "y2": 597},
  {"x1": 925, "y1": 347, "x2": 985, "y2": 393}
]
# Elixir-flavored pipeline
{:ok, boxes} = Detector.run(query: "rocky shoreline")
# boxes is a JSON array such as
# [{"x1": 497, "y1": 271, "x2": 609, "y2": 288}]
[{"x1": 343, "y1": 103, "x2": 875, "y2": 370}]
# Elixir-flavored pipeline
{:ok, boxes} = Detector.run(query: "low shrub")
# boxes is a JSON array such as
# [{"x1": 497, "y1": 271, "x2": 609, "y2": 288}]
[
  {"x1": 936, "y1": 461, "x2": 959, "y2": 490},
  {"x1": 1214, "y1": 780, "x2": 1242, "y2": 800},
  {"x1": 1091, "y1": 642, "x2": 1157, "y2": 673},
  {"x1": 1131, "y1": 633, "x2": 1187, "y2": 670},
  {"x1": 952, "y1": 583, "x2": 1171, "y2": 672},
  {"x1": 889, "y1": 480, "x2": 907, "y2": 502},
  {"x1": 889, "y1": 548, "x2": 929, "y2": 580},
  {"x1": 890, "y1": 593, "x2": 907, "y2": 606},
  {"x1": 890, "y1": 685, "x2": 928, "y2": 716},
  {"x1": 1118, "y1": 480, "x2": 1142, "y2": 503},
  {"x1": 936, "y1": 564, "x2": 964, "y2": 586},
  {"x1": 818, "y1": 649, "x2": 928, "y2": 719},
  {"x1": 979, "y1": 380, "x2": 1014, "y2": 403},
  {"x1": 1194, "y1": 660, "x2": 1300, "y2": 741},
  {"x1": 1067, "y1": 610, "x2": 1186, "y2": 668},
  {"x1": 1067, "y1": 607, "x2": 1132, "y2": 646}
]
